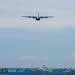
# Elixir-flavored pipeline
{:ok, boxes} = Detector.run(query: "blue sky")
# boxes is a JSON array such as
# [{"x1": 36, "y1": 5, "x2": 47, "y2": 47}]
[{"x1": 0, "y1": 0, "x2": 75, "y2": 68}]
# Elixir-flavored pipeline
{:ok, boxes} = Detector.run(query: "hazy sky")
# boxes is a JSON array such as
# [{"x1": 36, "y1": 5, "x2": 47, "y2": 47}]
[{"x1": 0, "y1": 0, "x2": 75, "y2": 68}]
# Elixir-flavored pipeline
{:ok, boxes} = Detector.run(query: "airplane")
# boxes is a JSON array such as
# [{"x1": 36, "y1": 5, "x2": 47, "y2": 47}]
[{"x1": 21, "y1": 13, "x2": 54, "y2": 21}]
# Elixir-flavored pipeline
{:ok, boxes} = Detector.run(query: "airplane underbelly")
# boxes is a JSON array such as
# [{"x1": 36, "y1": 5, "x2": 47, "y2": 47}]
[{"x1": 36, "y1": 18, "x2": 40, "y2": 21}]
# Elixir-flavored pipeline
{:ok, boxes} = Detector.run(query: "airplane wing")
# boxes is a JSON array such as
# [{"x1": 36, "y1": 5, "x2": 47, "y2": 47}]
[
  {"x1": 39, "y1": 16, "x2": 54, "y2": 18},
  {"x1": 21, "y1": 16, "x2": 36, "y2": 18}
]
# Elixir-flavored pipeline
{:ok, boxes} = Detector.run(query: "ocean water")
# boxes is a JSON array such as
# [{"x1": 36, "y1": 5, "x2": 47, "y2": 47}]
[
  {"x1": 0, "y1": 68, "x2": 75, "y2": 75},
  {"x1": 0, "y1": 72, "x2": 75, "y2": 75}
]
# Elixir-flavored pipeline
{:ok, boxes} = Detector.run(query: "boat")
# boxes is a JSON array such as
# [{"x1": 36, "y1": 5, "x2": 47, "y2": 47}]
[
  {"x1": 0, "y1": 69, "x2": 8, "y2": 73},
  {"x1": 35, "y1": 65, "x2": 53, "y2": 72}
]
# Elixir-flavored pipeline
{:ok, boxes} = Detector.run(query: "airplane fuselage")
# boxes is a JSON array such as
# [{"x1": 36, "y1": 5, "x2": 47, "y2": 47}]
[
  {"x1": 36, "y1": 17, "x2": 40, "y2": 21},
  {"x1": 35, "y1": 13, "x2": 40, "y2": 21}
]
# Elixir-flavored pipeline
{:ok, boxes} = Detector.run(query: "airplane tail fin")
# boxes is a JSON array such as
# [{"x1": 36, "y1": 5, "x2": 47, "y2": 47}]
[{"x1": 38, "y1": 13, "x2": 39, "y2": 17}]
